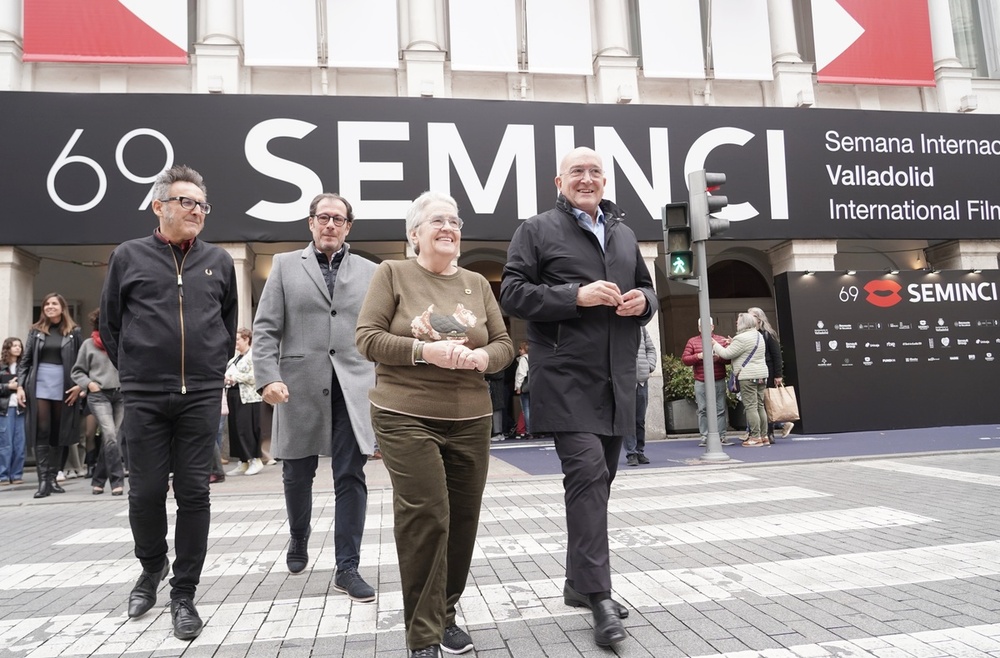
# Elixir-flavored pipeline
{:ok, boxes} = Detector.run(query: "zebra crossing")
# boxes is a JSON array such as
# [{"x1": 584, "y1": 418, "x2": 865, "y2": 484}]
[{"x1": 2, "y1": 452, "x2": 999, "y2": 656}]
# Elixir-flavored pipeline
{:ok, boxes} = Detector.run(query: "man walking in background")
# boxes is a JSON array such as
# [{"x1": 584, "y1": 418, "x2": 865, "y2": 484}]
[
  {"x1": 681, "y1": 318, "x2": 732, "y2": 447},
  {"x1": 624, "y1": 326, "x2": 657, "y2": 466}
]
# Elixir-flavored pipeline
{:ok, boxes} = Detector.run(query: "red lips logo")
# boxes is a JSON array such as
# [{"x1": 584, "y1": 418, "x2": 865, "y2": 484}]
[{"x1": 864, "y1": 279, "x2": 903, "y2": 308}]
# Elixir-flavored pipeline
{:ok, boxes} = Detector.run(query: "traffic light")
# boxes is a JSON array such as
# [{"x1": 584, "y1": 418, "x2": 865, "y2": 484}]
[
  {"x1": 662, "y1": 202, "x2": 694, "y2": 280},
  {"x1": 688, "y1": 170, "x2": 729, "y2": 242}
]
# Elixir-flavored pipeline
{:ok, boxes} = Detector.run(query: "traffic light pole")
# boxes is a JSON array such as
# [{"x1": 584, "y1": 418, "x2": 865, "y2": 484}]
[{"x1": 694, "y1": 238, "x2": 730, "y2": 462}]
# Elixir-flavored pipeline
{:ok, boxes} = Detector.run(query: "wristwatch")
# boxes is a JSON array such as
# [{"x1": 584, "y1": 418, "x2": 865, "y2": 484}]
[{"x1": 413, "y1": 340, "x2": 428, "y2": 365}]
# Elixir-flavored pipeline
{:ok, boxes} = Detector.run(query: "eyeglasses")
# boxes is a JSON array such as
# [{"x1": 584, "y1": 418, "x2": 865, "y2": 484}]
[
  {"x1": 160, "y1": 196, "x2": 212, "y2": 214},
  {"x1": 425, "y1": 215, "x2": 464, "y2": 230},
  {"x1": 561, "y1": 167, "x2": 604, "y2": 180},
  {"x1": 311, "y1": 213, "x2": 350, "y2": 227}
]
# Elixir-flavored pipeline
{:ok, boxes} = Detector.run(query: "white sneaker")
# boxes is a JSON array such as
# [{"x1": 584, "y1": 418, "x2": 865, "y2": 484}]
[
  {"x1": 781, "y1": 422, "x2": 794, "y2": 438},
  {"x1": 227, "y1": 461, "x2": 248, "y2": 476},
  {"x1": 66, "y1": 470, "x2": 79, "y2": 480},
  {"x1": 265, "y1": 458, "x2": 277, "y2": 466},
  {"x1": 56, "y1": 470, "x2": 66, "y2": 482},
  {"x1": 245, "y1": 458, "x2": 264, "y2": 476}
]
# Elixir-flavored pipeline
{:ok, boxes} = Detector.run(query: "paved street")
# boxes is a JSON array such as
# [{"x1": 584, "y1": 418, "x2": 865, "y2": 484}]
[{"x1": 2, "y1": 431, "x2": 1000, "y2": 657}]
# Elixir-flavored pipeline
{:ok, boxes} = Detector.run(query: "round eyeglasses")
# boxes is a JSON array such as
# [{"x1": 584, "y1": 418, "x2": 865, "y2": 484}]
[
  {"x1": 310, "y1": 213, "x2": 350, "y2": 227},
  {"x1": 425, "y1": 216, "x2": 464, "y2": 230}
]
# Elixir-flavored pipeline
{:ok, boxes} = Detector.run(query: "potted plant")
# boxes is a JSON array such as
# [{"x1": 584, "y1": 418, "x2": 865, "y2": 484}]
[{"x1": 661, "y1": 354, "x2": 699, "y2": 433}]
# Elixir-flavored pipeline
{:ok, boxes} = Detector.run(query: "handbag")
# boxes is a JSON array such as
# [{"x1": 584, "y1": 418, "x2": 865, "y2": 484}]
[
  {"x1": 764, "y1": 384, "x2": 800, "y2": 422},
  {"x1": 727, "y1": 333, "x2": 760, "y2": 394}
]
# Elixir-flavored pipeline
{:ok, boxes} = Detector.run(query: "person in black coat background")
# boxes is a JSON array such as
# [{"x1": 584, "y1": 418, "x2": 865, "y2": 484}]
[
  {"x1": 16, "y1": 293, "x2": 83, "y2": 499},
  {"x1": 748, "y1": 307, "x2": 789, "y2": 443}
]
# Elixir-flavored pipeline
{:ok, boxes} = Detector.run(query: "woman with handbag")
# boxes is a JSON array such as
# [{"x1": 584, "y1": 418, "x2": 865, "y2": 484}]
[
  {"x1": 712, "y1": 312, "x2": 769, "y2": 447},
  {"x1": 748, "y1": 307, "x2": 790, "y2": 443}
]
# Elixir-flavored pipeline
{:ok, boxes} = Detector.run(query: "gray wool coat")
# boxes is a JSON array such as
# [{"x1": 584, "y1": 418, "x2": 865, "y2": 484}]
[{"x1": 252, "y1": 243, "x2": 377, "y2": 459}]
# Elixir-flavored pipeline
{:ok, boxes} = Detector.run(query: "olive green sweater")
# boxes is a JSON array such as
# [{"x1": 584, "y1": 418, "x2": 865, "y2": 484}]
[{"x1": 356, "y1": 259, "x2": 514, "y2": 420}]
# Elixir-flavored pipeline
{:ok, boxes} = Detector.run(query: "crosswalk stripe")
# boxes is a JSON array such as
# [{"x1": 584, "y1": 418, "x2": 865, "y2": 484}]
[
  {"x1": 0, "y1": 506, "x2": 949, "y2": 594},
  {"x1": 70, "y1": 485, "x2": 827, "y2": 545},
  {"x1": 691, "y1": 622, "x2": 1000, "y2": 657},
  {"x1": 112, "y1": 470, "x2": 760, "y2": 517},
  {"x1": 855, "y1": 460, "x2": 1000, "y2": 486},
  {"x1": 3, "y1": 542, "x2": 1000, "y2": 651}
]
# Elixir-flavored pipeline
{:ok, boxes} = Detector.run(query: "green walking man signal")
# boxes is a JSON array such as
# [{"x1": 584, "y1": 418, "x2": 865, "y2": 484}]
[{"x1": 662, "y1": 202, "x2": 694, "y2": 281}]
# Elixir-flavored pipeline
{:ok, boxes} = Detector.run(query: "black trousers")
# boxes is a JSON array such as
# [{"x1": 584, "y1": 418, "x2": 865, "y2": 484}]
[
  {"x1": 226, "y1": 388, "x2": 261, "y2": 461},
  {"x1": 123, "y1": 388, "x2": 220, "y2": 601},
  {"x1": 281, "y1": 379, "x2": 368, "y2": 572},
  {"x1": 553, "y1": 431, "x2": 623, "y2": 595}
]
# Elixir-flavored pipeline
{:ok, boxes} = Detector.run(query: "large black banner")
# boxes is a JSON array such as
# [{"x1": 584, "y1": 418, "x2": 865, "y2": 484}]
[
  {"x1": 775, "y1": 270, "x2": 1000, "y2": 433},
  {"x1": 2, "y1": 91, "x2": 1000, "y2": 245}
]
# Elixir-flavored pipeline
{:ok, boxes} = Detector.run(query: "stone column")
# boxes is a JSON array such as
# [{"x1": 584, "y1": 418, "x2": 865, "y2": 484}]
[
  {"x1": 768, "y1": 0, "x2": 815, "y2": 107},
  {"x1": 403, "y1": 0, "x2": 446, "y2": 97},
  {"x1": 925, "y1": 240, "x2": 1000, "y2": 270},
  {"x1": 220, "y1": 243, "x2": 256, "y2": 329},
  {"x1": 0, "y1": 0, "x2": 23, "y2": 91},
  {"x1": 769, "y1": 239, "x2": 838, "y2": 276},
  {"x1": 194, "y1": 0, "x2": 241, "y2": 94},
  {"x1": 928, "y1": 0, "x2": 975, "y2": 113},
  {"x1": 640, "y1": 241, "x2": 665, "y2": 440},
  {"x1": 593, "y1": 0, "x2": 638, "y2": 104},
  {"x1": 0, "y1": 247, "x2": 40, "y2": 338}
]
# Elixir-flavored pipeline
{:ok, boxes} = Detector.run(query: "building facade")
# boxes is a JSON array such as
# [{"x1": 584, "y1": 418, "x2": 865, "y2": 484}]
[{"x1": 2, "y1": 0, "x2": 999, "y2": 436}]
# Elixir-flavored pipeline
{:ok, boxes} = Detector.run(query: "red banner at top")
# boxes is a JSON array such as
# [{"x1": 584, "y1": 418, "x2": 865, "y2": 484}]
[
  {"x1": 813, "y1": 0, "x2": 935, "y2": 86},
  {"x1": 23, "y1": 0, "x2": 188, "y2": 64}
]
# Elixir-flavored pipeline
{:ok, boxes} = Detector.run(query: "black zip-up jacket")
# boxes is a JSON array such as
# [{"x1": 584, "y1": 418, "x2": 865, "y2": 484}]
[
  {"x1": 500, "y1": 194, "x2": 657, "y2": 435},
  {"x1": 100, "y1": 233, "x2": 238, "y2": 394}
]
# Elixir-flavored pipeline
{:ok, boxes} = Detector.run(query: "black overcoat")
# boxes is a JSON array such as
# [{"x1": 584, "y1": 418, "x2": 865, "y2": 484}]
[
  {"x1": 18, "y1": 326, "x2": 82, "y2": 449},
  {"x1": 500, "y1": 195, "x2": 657, "y2": 436}
]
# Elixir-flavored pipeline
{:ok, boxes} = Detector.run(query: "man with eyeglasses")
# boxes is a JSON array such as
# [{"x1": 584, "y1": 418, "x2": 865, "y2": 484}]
[
  {"x1": 501, "y1": 147, "x2": 657, "y2": 649},
  {"x1": 252, "y1": 193, "x2": 378, "y2": 603},
  {"x1": 100, "y1": 164, "x2": 238, "y2": 641}
]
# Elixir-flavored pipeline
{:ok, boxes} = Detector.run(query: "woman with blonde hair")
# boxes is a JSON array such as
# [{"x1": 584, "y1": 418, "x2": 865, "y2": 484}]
[
  {"x1": 747, "y1": 306, "x2": 789, "y2": 442},
  {"x1": 712, "y1": 312, "x2": 769, "y2": 447},
  {"x1": 17, "y1": 293, "x2": 83, "y2": 498}
]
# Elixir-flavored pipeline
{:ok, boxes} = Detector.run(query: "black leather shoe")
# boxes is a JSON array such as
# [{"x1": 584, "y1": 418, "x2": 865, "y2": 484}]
[
  {"x1": 170, "y1": 598, "x2": 204, "y2": 640},
  {"x1": 49, "y1": 478, "x2": 65, "y2": 494},
  {"x1": 592, "y1": 599, "x2": 627, "y2": 646},
  {"x1": 563, "y1": 581, "x2": 629, "y2": 618},
  {"x1": 127, "y1": 559, "x2": 170, "y2": 618},
  {"x1": 286, "y1": 528, "x2": 311, "y2": 574}
]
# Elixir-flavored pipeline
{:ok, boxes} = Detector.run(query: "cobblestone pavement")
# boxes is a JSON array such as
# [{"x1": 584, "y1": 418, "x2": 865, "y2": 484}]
[{"x1": 2, "y1": 443, "x2": 1000, "y2": 657}]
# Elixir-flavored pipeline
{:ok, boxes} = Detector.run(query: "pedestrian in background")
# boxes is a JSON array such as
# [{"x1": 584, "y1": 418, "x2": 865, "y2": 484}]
[
  {"x1": 71, "y1": 309, "x2": 125, "y2": 496},
  {"x1": 681, "y1": 318, "x2": 733, "y2": 447},
  {"x1": 513, "y1": 341, "x2": 531, "y2": 439},
  {"x1": 748, "y1": 306, "x2": 791, "y2": 442},
  {"x1": 17, "y1": 293, "x2": 83, "y2": 499},
  {"x1": 0, "y1": 337, "x2": 26, "y2": 486},
  {"x1": 624, "y1": 326, "x2": 657, "y2": 466},
  {"x1": 224, "y1": 328, "x2": 264, "y2": 476},
  {"x1": 712, "y1": 312, "x2": 768, "y2": 447}
]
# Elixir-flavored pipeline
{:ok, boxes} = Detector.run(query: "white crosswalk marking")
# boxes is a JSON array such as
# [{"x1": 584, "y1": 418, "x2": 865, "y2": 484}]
[
  {"x1": 68, "y1": 485, "x2": 829, "y2": 544},
  {"x1": 855, "y1": 460, "x2": 1000, "y2": 486},
  {"x1": 3, "y1": 542, "x2": 1000, "y2": 651},
  {"x1": 692, "y1": 623, "x2": 1000, "y2": 657},
  {"x1": 52, "y1": 506, "x2": 935, "y2": 568}
]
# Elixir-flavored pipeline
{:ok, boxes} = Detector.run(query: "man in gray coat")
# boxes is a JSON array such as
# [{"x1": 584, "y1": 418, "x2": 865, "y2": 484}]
[{"x1": 252, "y1": 193, "x2": 378, "y2": 602}]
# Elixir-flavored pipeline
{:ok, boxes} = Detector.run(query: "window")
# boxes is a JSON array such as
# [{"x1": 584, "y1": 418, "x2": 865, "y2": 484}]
[{"x1": 951, "y1": 0, "x2": 1000, "y2": 77}]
